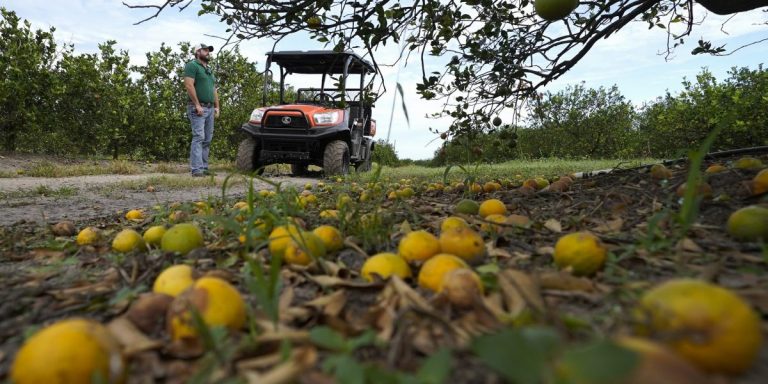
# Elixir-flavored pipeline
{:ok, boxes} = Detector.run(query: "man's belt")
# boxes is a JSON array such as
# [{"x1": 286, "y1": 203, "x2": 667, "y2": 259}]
[{"x1": 190, "y1": 102, "x2": 214, "y2": 107}]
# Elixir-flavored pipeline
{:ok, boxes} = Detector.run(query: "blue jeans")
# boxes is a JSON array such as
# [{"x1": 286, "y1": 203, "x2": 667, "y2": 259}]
[{"x1": 187, "y1": 105, "x2": 214, "y2": 174}]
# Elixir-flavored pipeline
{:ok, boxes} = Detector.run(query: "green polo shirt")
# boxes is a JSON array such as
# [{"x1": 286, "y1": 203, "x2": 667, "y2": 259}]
[{"x1": 183, "y1": 60, "x2": 216, "y2": 104}]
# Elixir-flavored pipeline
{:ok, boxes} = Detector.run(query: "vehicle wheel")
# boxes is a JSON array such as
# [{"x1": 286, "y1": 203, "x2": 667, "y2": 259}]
[
  {"x1": 323, "y1": 140, "x2": 350, "y2": 176},
  {"x1": 291, "y1": 163, "x2": 309, "y2": 176},
  {"x1": 355, "y1": 154, "x2": 372, "y2": 173},
  {"x1": 235, "y1": 137, "x2": 264, "y2": 175}
]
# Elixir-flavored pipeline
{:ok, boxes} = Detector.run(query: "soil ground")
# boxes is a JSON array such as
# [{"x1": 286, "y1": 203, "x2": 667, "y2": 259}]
[{"x1": 0, "y1": 152, "x2": 766, "y2": 383}]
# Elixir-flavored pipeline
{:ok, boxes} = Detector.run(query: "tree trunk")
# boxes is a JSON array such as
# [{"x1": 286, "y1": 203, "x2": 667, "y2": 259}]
[{"x1": 697, "y1": 0, "x2": 768, "y2": 15}]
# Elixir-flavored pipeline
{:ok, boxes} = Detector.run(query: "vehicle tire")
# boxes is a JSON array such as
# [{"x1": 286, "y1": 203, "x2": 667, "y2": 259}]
[
  {"x1": 291, "y1": 163, "x2": 309, "y2": 176},
  {"x1": 235, "y1": 137, "x2": 264, "y2": 175},
  {"x1": 355, "y1": 154, "x2": 372, "y2": 173},
  {"x1": 323, "y1": 140, "x2": 350, "y2": 176}
]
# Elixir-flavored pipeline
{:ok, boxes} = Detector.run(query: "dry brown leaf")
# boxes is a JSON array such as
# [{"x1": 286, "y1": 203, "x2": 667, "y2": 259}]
[
  {"x1": 48, "y1": 268, "x2": 120, "y2": 299},
  {"x1": 487, "y1": 242, "x2": 513, "y2": 259},
  {"x1": 303, "y1": 289, "x2": 347, "y2": 317},
  {"x1": 243, "y1": 347, "x2": 318, "y2": 384},
  {"x1": 107, "y1": 316, "x2": 163, "y2": 356},
  {"x1": 497, "y1": 269, "x2": 545, "y2": 316},
  {"x1": 536, "y1": 246, "x2": 555, "y2": 256},
  {"x1": 676, "y1": 238, "x2": 703, "y2": 253},
  {"x1": 537, "y1": 271, "x2": 599, "y2": 293},
  {"x1": 593, "y1": 218, "x2": 624, "y2": 234},
  {"x1": 543, "y1": 219, "x2": 562, "y2": 233}
]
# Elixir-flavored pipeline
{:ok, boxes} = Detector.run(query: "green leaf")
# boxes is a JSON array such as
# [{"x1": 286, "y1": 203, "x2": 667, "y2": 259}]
[
  {"x1": 310, "y1": 326, "x2": 348, "y2": 352},
  {"x1": 334, "y1": 355, "x2": 366, "y2": 384},
  {"x1": 416, "y1": 348, "x2": 452, "y2": 384},
  {"x1": 559, "y1": 340, "x2": 639, "y2": 384},
  {"x1": 471, "y1": 327, "x2": 561, "y2": 384}
]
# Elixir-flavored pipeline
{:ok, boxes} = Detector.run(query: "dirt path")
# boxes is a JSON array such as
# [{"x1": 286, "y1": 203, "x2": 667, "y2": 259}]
[{"x1": 0, "y1": 173, "x2": 318, "y2": 226}]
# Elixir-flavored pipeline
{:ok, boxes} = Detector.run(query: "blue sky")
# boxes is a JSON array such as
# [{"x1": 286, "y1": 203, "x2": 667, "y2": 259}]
[{"x1": 5, "y1": 0, "x2": 767, "y2": 159}]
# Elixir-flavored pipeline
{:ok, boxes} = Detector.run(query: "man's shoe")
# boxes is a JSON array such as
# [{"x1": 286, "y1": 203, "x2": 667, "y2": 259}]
[
  {"x1": 203, "y1": 169, "x2": 215, "y2": 176},
  {"x1": 191, "y1": 171, "x2": 205, "y2": 177}
]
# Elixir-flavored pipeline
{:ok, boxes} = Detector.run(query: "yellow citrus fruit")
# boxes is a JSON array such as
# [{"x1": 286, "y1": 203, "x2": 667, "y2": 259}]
[
  {"x1": 454, "y1": 199, "x2": 480, "y2": 215},
  {"x1": 232, "y1": 201, "x2": 248, "y2": 210},
  {"x1": 268, "y1": 225, "x2": 302, "y2": 257},
  {"x1": 284, "y1": 231, "x2": 327, "y2": 266},
  {"x1": 441, "y1": 268, "x2": 484, "y2": 308},
  {"x1": 733, "y1": 156, "x2": 763, "y2": 170},
  {"x1": 634, "y1": 279, "x2": 763, "y2": 374},
  {"x1": 751, "y1": 168, "x2": 768, "y2": 195},
  {"x1": 418, "y1": 253, "x2": 469, "y2": 292},
  {"x1": 482, "y1": 181, "x2": 497, "y2": 193},
  {"x1": 398, "y1": 230, "x2": 441, "y2": 263},
  {"x1": 397, "y1": 187, "x2": 415, "y2": 198},
  {"x1": 480, "y1": 213, "x2": 507, "y2": 233},
  {"x1": 312, "y1": 225, "x2": 344, "y2": 252},
  {"x1": 469, "y1": 183, "x2": 483, "y2": 194},
  {"x1": 705, "y1": 164, "x2": 727, "y2": 174},
  {"x1": 440, "y1": 216, "x2": 469, "y2": 233},
  {"x1": 439, "y1": 227, "x2": 485, "y2": 263},
  {"x1": 337, "y1": 194, "x2": 353, "y2": 210},
  {"x1": 76, "y1": 227, "x2": 101, "y2": 246},
  {"x1": 320, "y1": 209, "x2": 340, "y2": 219},
  {"x1": 161, "y1": 223, "x2": 204, "y2": 255},
  {"x1": 112, "y1": 229, "x2": 145, "y2": 253},
  {"x1": 534, "y1": 177, "x2": 550, "y2": 190},
  {"x1": 480, "y1": 213, "x2": 507, "y2": 234},
  {"x1": 258, "y1": 189, "x2": 271, "y2": 198},
  {"x1": 726, "y1": 205, "x2": 768, "y2": 241},
  {"x1": 650, "y1": 164, "x2": 672, "y2": 180},
  {"x1": 478, "y1": 199, "x2": 507, "y2": 218},
  {"x1": 125, "y1": 209, "x2": 144, "y2": 221},
  {"x1": 534, "y1": 0, "x2": 578, "y2": 21},
  {"x1": 616, "y1": 336, "x2": 711, "y2": 384},
  {"x1": 143, "y1": 225, "x2": 167, "y2": 246},
  {"x1": 553, "y1": 231, "x2": 607, "y2": 276},
  {"x1": 360, "y1": 252, "x2": 412, "y2": 282},
  {"x1": 11, "y1": 318, "x2": 124, "y2": 384},
  {"x1": 153, "y1": 264, "x2": 195, "y2": 297},
  {"x1": 675, "y1": 181, "x2": 713, "y2": 199},
  {"x1": 168, "y1": 277, "x2": 246, "y2": 341}
]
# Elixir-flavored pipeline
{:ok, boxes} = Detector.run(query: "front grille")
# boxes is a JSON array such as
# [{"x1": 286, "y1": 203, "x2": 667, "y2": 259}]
[{"x1": 265, "y1": 114, "x2": 309, "y2": 128}]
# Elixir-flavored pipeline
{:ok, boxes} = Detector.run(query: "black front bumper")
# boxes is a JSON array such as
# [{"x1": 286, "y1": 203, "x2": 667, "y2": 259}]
[{"x1": 240, "y1": 123, "x2": 348, "y2": 164}]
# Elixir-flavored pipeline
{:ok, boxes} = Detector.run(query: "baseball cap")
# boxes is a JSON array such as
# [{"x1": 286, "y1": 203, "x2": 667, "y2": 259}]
[{"x1": 192, "y1": 43, "x2": 214, "y2": 53}]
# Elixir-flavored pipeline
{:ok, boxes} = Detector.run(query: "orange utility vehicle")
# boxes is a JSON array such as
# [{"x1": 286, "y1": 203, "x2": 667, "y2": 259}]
[{"x1": 235, "y1": 51, "x2": 377, "y2": 176}]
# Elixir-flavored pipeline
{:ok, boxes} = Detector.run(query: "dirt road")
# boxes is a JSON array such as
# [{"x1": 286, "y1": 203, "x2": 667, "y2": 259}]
[{"x1": 0, "y1": 172, "x2": 317, "y2": 226}]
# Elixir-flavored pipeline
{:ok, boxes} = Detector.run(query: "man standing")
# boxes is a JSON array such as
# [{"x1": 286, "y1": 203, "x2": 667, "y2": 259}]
[{"x1": 183, "y1": 43, "x2": 220, "y2": 176}]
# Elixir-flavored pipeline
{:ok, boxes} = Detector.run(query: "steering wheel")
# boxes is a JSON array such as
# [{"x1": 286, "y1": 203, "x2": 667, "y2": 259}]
[{"x1": 312, "y1": 92, "x2": 341, "y2": 103}]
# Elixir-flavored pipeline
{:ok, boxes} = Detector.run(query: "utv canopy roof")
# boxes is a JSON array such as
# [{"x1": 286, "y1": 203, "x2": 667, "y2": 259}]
[{"x1": 266, "y1": 50, "x2": 375, "y2": 75}]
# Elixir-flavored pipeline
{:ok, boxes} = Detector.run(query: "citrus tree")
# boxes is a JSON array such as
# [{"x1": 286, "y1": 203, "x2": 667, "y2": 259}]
[
  {"x1": 0, "y1": 8, "x2": 58, "y2": 152},
  {"x1": 126, "y1": 0, "x2": 768, "y2": 137},
  {"x1": 524, "y1": 83, "x2": 637, "y2": 158}
]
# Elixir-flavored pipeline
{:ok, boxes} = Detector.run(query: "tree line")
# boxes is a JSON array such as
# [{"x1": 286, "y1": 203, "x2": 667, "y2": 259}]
[
  {"x1": 430, "y1": 65, "x2": 768, "y2": 165},
  {"x1": 0, "y1": 8, "x2": 278, "y2": 161},
  {"x1": 2, "y1": 8, "x2": 766, "y2": 165}
]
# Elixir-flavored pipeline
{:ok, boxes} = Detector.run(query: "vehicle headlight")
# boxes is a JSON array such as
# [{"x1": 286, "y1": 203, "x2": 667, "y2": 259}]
[
  {"x1": 249, "y1": 108, "x2": 266, "y2": 124},
  {"x1": 313, "y1": 111, "x2": 341, "y2": 125}
]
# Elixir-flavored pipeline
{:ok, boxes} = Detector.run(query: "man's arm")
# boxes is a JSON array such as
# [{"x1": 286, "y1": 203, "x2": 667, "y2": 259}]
[
  {"x1": 214, "y1": 88, "x2": 220, "y2": 118},
  {"x1": 183, "y1": 77, "x2": 203, "y2": 116}
]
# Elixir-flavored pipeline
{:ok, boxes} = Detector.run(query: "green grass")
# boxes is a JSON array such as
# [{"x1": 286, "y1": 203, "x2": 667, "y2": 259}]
[
  {"x1": 0, "y1": 185, "x2": 79, "y2": 199},
  {"x1": 96, "y1": 174, "x2": 246, "y2": 195},
  {"x1": 19, "y1": 160, "x2": 142, "y2": 178},
  {"x1": 358, "y1": 158, "x2": 658, "y2": 181},
  {"x1": 0, "y1": 158, "x2": 237, "y2": 179}
]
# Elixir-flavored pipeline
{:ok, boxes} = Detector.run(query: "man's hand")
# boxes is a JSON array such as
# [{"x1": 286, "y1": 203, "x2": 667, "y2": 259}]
[
  {"x1": 195, "y1": 104, "x2": 203, "y2": 116},
  {"x1": 214, "y1": 107, "x2": 220, "y2": 118}
]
